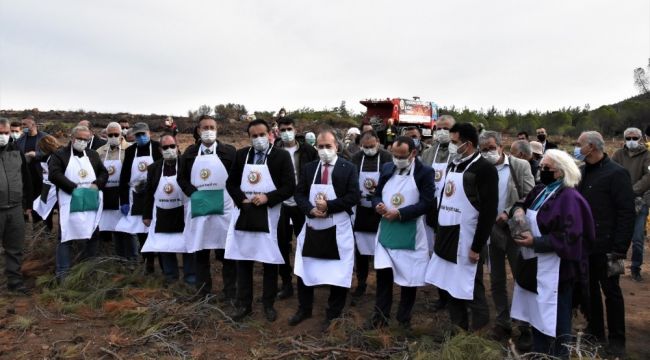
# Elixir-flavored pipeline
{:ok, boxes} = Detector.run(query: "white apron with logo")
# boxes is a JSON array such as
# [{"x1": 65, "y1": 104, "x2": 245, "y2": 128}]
[
  {"x1": 98, "y1": 148, "x2": 123, "y2": 231},
  {"x1": 425, "y1": 144, "x2": 451, "y2": 251},
  {"x1": 374, "y1": 164, "x2": 430, "y2": 287},
  {"x1": 352, "y1": 155, "x2": 380, "y2": 256},
  {"x1": 184, "y1": 148, "x2": 233, "y2": 252},
  {"x1": 294, "y1": 162, "x2": 355, "y2": 287},
  {"x1": 225, "y1": 147, "x2": 283, "y2": 264},
  {"x1": 425, "y1": 155, "x2": 481, "y2": 300},
  {"x1": 142, "y1": 163, "x2": 187, "y2": 253},
  {"x1": 510, "y1": 190, "x2": 561, "y2": 337},
  {"x1": 33, "y1": 158, "x2": 57, "y2": 219},
  {"x1": 58, "y1": 148, "x2": 103, "y2": 242},
  {"x1": 115, "y1": 143, "x2": 153, "y2": 234}
]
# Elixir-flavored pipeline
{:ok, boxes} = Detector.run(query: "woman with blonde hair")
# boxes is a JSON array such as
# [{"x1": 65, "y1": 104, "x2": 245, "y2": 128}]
[
  {"x1": 508, "y1": 149, "x2": 594, "y2": 357},
  {"x1": 32, "y1": 135, "x2": 62, "y2": 233}
]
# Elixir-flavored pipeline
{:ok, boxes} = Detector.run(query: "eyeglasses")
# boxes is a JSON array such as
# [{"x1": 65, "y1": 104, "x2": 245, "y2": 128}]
[
  {"x1": 107, "y1": 133, "x2": 120, "y2": 138},
  {"x1": 161, "y1": 144, "x2": 177, "y2": 150},
  {"x1": 625, "y1": 137, "x2": 640, "y2": 141}
]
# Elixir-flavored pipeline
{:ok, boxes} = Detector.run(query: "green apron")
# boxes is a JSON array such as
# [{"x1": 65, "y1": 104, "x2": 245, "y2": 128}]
[
  {"x1": 70, "y1": 188, "x2": 100, "y2": 213},
  {"x1": 378, "y1": 218, "x2": 417, "y2": 250},
  {"x1": 191, "y1": 189, "x2": 224, "y2": 218}
]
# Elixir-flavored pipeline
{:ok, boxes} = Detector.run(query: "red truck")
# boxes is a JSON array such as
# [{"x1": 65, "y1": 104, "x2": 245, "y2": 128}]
[{"x1": 360, "y1": 97, "x2": 439, "y2": 142}]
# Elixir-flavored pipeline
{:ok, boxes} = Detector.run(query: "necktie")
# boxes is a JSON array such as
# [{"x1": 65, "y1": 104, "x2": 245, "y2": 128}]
[
  {"x1": 204, "y1": 148, "x2": 212, "y2": 155},
  {"x1": 255, "y1": 151, "x2": 265, "y2": 164},
  {"x1": 321, "y1": 164, "x2": 329, "y2": 184}
]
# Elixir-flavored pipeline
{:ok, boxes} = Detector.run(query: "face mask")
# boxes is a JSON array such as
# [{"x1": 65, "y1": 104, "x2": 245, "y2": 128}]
[
  {"x1": 252, "y1": 136, "x2": 269, "y2": 152},
  {"x1": 108, "y1": 136, "x2": 120, "y2": 147},
  {"x1": 573, "y1": 146, "x2": 586, "y2": 161},
  {"x1": 537, "y1": 134, "x2": 546, "y2": 142},
  {"x1": 626, "y1": 140, "x2": 640, "y2": 150},
  {"x1": 539, "y1": 169, "x2": 557, "y2": 186},
  {"x1": 162, "y1": 148, "x2": 177, "y2": 160},
  {"x1": 23, "y1": 127, "x2": 29, "y2": 134},
  {"x1": 482, "y1": 150, "x2": 501, "y2": 165},
  {"x1": 306, "y1": 138, "x2": 315, "y2": 146},
  {"x1": 0, "y1": 134, "x2": 9, "y2": 146},
  {"x1": 412, "y1": 138, "x2": 421, "y2": 148},
  {"x1": 448, "y1": 142, "x2": 458, "y2": 154},
  {"x1": 73, "y1": 140, "x2": 88, "y2": 152},
  {"x1": 201, "y1": 130, "x2": 217, "y2": 143},
  {"x1": 435, "y1": 129, "x2": 450, "y2": 144},
  {"x1": 136, "y1": 135, "x2": 150, "y2": 147},
  {"x1": 121, "y1": 129, "x2": 128, "y2": 136},
  {"x1": 281, "y1": 130, "x2": 295, "y2": 143},
  {"x1": 393, "y1": 157, "x2": 411, "y2": 170},
  {"x1": 362, "y1": 147, "x2": 378, "y2": 157},
  {"x1": 456, "y1": 142, "x2": 469, "y2": 157},
  {"x1": 318, "y1": 148, "x2": 337, "y2": 164},
  {"x1": 10, "y1": 132, "x2": 21, "y2": 140}
]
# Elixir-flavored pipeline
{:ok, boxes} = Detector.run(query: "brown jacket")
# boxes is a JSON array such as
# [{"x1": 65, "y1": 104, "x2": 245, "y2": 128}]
[{"x1": 612, "y1": 145, "x2": 650, "y2": 197}]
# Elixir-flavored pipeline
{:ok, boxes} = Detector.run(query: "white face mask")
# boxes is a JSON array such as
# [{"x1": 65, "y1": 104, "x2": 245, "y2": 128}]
[
  {"x1": 121, "y1": 129, "x2": 128, "y2": 136},
  {"x1": 10, "y1": 132, "x2": 21, "y2": 140},
  {"x1": 626, "y1": 140, "x2": 640, "y2": 150},
  {"x1": 108, "y1": 136, "x2": 120, "y2": 147},
  {"x1": 281, "y1": 130, "x2": 295, "y2": 143},
  {"x1": 482, "y1": 150, "x2": 501, "y2": 165},
  {"x1": 162, "y1": 148, "x2": 177, "y2": 160},
  {"x1": 362, "y1": 147, "x2": 378, "y2": 157},
  {"x1": 252, "y1": 136, "x2": 269, "y2": 152},
  {"x1": 201, "y1": 130, "x2": 217, "y2": 144},
  {"x1": 318, "y1": 148, "x2": 337, "y2": 164},
  {"x1": 448, "y1": 142, "x2": 458, "y2": 154},
  {"x1": 393, "y1": 157, "x2": 411, "y2": 170},
  {"x1": 73, "y1": 140, "x2": 88, "y2": 152},
  {"x1": 435, "y1": 129, "x2": 450, "y2": 144},
  {"x1": 0, "y1": 134, "x2": 9, "y2": 146}
]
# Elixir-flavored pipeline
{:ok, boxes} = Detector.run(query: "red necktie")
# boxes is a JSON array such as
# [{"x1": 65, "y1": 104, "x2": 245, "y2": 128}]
[{"x1": 321, "y1": 164, "x2": 329, "y2": 184}]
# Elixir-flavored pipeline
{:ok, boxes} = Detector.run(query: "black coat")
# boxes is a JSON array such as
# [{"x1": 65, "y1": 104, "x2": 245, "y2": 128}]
[
  {"x1": 0, "y1": 143, "x2": 32, "y2": 209},
  {"x1": 88, "y1": 136, "x2": 107, "y2": 151},
  {"x1": 119, "y1": 141, "x2": 162, "y2": 204},
  {"x1": 295, "y1": 158, "x2": 360, "y2": 217},
  {"x1": 350, "y1": 149, "x2": 393, "y2": 173},
  {"x1": 226, "y1": 146, "x2": 296, "y2": 208},
  {"x1": 578, "y1": 154, "x2": 635, "y2": 256},
  {"x1": 275, "y1": 142, "x2": 318, "y2": 184},
  {"x1": 178, "y1": 141, "x2": 236, "y2": 197},
  {"x1": 48, "y1": 144, "x2": 109, "y2": 194}
]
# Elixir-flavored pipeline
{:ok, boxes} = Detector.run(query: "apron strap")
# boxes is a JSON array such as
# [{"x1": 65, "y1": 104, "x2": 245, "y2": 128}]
[{"x1": 312, "y1": 162, "x2": 323, "y2": 185}]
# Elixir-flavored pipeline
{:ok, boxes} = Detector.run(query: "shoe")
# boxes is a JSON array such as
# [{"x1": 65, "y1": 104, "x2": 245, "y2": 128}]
[
  {"x1": 631, "y1": 271, "x2": 643, "y2": 282},
  {"x1": 605, "y1": 344, "x2": 626, "y2": 358},
  {"x1": 398, "y1": 320, "x2": 412, "y2": 331},
  {"x1": 516, "y1": 326, "x2": 533, "y2": 352},
  {"x1": 364, "y1": 314, "x2": 388, "y2": 330},
  {"x1": 288, "y1": 309, "x2": 312, "y2": 326},
  {"x1": 217, "y1": 292, "x2": 235, "y2": 304},
  {"x1": 351, "y1": 283, "x2": 367, "y2": 297},
  {"x1": 231, "y1": 306, "x2": 252, "y2": 322},
  {"x1": 277, "y1": 283, "x2": 294, "y2": 300},
  {"x1": 7, "y1": 283, "x2": 30, "y2": 295},
  {"x1": 264, "y1": 306, "x2": 277, "y2": 322},
  {"x1": 488, "y1": 325, "x2": 512, "y2": 342},
  {"x1": 433, "y1": 299, "x2": 447, "y2": 312},
  {"x1": 321, "y1": 319, "x2": 332, "y2": 332}
]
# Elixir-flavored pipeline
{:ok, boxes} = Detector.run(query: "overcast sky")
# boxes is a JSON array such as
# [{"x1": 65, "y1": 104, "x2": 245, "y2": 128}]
[{"x1": 1, "y1": 0, "x2": 648, "y2": 116}]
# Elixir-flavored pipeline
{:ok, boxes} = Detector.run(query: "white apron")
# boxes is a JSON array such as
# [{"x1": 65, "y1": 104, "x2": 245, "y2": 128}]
[
  {"x1": 115, "y1": 143, "x2": 153, "y2": 234},
  {"x1": 98, "y1": 148, "x2": 123, "y2": 231},
  {"x1": 225, "y1": 147, "x2": 283, "y2": 263},
  {"x1": 373, "y1": 164, "x2": 429, "y2": 287},
  {"x1": 184, "y1": 147, "x2": 233, "y2": 252},
  {"x1": 142, "y1": 162, "x2": 187, "y2": 253},
  {"x1": 425, "y1": 144, "x2": 451, "y2": 251},
  {"x1": 58, "y1": 148, "x2": 103, "y2": 242},
  {"x1": 352, "y1": 155, "x2": 380, "y2": 256},
  {"x1": 33, "y1": 158, "x2": 57, "y2": 219},
  {"x1": 510, "y1": 190, "x2": 561, "y2": 337},
  {"x1": 294, "y1": 162, "x2": 355, "y2": 287},
  {"x1": 425, "y1": 155, "x2": 481, "y2": 300}
]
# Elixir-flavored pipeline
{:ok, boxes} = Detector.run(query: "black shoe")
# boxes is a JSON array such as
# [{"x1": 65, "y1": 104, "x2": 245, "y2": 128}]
[
  {"x1": 321, "y1": 319, "x2": 332, "y2": 332},
  {"x1": 277, "y1": 283, "x2": 294, "y2": 300},
  {"x1": 516, "y1": 326, "x2": 533, "y2": 352},
  {"x1": 264, "y1": 306, "x2": 277, "y2": 322},
  {"x1": 631, "y1": 270, "x2": 643, "y2": 282},
  {"x1": 288, "y1": 309, "x2": 312, "y2": 326},
  {"x1": 488, "y1": 325, "x2": 512, "y2": 342},
  {"x1": 231, "y1": 306, "x2": 252, "y2": 322},
  {"x1": 398, "y1": 320, "x2": 412, "y2": 331},
  {"x1": 7, "y1": 283, "x2": 30, "y2": 295},
  {"x1": 364, "y1": 314, "x2": 388, "y2": 330},
  {"x1": 433, "y1": 299, "x2": 447, "y2": 312},
  {"x1": 217, "y1": 292, "x2": 235, "y2": 304},
  {"x1": 605, "y1": 344, "x2": 626, "y2": 358},
  {"x1": 351, "y1": 283, "x2": 367, "y2": 297}
]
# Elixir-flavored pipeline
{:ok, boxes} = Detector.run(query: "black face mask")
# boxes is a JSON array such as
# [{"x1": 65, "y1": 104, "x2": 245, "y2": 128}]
[
  {"x1": 537, "y1": 134, "x2": 546, "y2": 142},
  {"x1": 539, "y1": 169, "x2": 556, "y2": 185}
]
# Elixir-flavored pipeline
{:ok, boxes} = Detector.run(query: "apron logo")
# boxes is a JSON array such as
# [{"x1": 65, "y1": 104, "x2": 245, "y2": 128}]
[
  {"x1": 444, "y1": 180, "x2": 456, "y2": 197},
  {"x1": 315, "y1": 192, "x2": 328, "y2": 202},
  {"x1": 200, "y1": 169, "x2": 211, "y2": 180},
  {"x1": 247, "y1": 170, "x2": 261, "y2": 184},
  {"x1": 434, "y1": 170, "x2": 443, "y2": 182},
  {"x1": 163, "y1": 183, "x2": 174, "y2": 194},
  {"x1": 107, "y1": 165, "x2": 115, "y2": 176},
  {"x1": 363, "y1": 178, "x2": 377, "y2": 191},
  {"x1": 138, "y1": 161, "x2": 147, "y2": 172},
  {"x1": 391, "y1": 193, "x2": 404, "y2": 206},
  {"x1": 78, "y1": 169, "x2": 88, "y2": 179}
]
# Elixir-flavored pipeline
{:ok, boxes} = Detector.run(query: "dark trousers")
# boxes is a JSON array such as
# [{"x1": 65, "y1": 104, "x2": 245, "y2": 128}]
[
  {"x1": 136, "y1": 233, "x2": 163, "y2": 272},
  {"x1": 532, "y1": 281, "x2": 574, "y2": 359},
  {"x1": 297, "y1": 277, "x2": 348, "y2": 320},
  {"x1": 374, "y1": 268, "x2": 417, "y2": 323},
  {"x1": 0, "y1": 206, "x2": 25, "y2": 286},
  {"x1": 277, "y1": 204, "x2": 305, "y2": 284},
  {"x1": 488, "y1": 237, "x2": 520, "y2": 330},
  {"x1": 237, "y1": 260, "x2": 277, "y2": 308},
  {"x1": 354, "y1": 246, "x2": 370, "y2": 286},
  {"x1": 587, "y1": 253, "x2": 626, "y2": 348},
  {"x1": 447, "y1": 256, "x2": 490, "y2": 331},
  {"x1": 112, "y1": 232, "x2": 138, "y2": 260},
  {"x1": 195, "y1": 249, "x2": 236, "y2": 296},
  {"x1": 160, "y1": 253, "x2": 197, "y2": 284}
]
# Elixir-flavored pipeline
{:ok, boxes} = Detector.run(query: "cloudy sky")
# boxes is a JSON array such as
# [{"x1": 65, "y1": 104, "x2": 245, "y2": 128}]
[{"x1": 1, "y1": 0, "x2": 648, "y2": 116}]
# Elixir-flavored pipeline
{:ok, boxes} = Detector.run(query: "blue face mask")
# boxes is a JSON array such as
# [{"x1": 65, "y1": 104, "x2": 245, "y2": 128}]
[
  {"x1": 573, "y1": 146, "x2": 585, "y2": 161},
  {"x1": 413, "y1": 138, "x2": 421, "y2": 148},
  {"x1": 23, "y1": 127, "x2": 29, "y2": 134},
  {"x1": 136, "y1": 134, "x2": 150, "y2": 147}
]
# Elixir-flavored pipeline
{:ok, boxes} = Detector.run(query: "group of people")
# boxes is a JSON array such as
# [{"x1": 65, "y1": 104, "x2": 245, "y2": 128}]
[{"x1": 0, "y1": 112, "x2": 647, "y2": 358}]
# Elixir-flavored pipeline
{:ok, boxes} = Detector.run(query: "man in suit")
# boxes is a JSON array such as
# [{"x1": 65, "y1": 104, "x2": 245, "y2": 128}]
[
  {"x1": 290, "y1": 130, "x2": 360, "y2": 327},
  {"x1": 225, "y1": 119, "x2": 296, "y2": 322},
  {"x1": 16, "y1": 115, "x2": 48, "y2": 220},
  {"x1": 274, "y1": 117, "x2": 318, "y2": 299},
  {"x1": 78, "y1": 120, "x2": 107, "y2": 150},
  {"x1": 535, "y1": 128, "x2": 557, "y2": 153},
  {"x1": 479, "y1": 131, "x2": 535, "y2": 345}
]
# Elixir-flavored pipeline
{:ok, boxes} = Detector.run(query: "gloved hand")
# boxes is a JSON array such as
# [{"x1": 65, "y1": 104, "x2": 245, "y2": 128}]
[{"x1": 120, "y1": 204, "x2": 130, "y2": 216}]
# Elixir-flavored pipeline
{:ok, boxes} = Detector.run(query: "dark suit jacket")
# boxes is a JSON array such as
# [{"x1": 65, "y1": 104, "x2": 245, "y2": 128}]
[
  {"x1": 88, "y1": 135, "x2": 107, "y2": 151},
  {"x1": 295, "y1": 158, "x2": 360, "y2": 217},
  {"x1": 226, "y1": 146, "x2": 296, "y2": 208},
  {"x1": 178, "y1": 141, "x2": 236, "y2": 197},
  {"x1": 119, "y1": 141, "x2": 162, "y2": 204},
  {"x1": 544, "y1": 141, "x2": 558, "y2": 152},
  {"x1": 275, "y1": 141, "x2": 318, "y2": 183},
  {"x1": 371, "y1": 158, "x2": 436, "y2": 222},
  {"x1": 48, "y1": 144, "x2": 109, "y2": 194}
]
